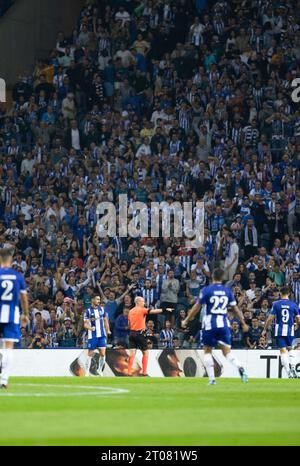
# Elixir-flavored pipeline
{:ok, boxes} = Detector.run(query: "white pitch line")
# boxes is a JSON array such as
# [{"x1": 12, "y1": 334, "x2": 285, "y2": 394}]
[
  {"x1": 0, "y1": 392, "x2": 126, "y2": 397},
  {"x1": 0, "y1": 383, "x2": 129, "y2": 397}
]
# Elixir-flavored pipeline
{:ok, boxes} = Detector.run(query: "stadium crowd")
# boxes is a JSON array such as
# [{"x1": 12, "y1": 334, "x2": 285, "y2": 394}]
[{"x1": 0, "y1": 0, "x2": 300, "y2": 350}]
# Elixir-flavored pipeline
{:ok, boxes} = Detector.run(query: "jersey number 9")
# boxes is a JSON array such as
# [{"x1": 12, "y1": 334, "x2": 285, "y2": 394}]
[{"x1": 281, "y1": 309, "x2": 289, "y2": 323}]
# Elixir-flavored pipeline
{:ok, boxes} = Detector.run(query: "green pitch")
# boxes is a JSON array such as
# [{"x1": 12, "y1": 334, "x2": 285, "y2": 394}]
[{"x1": 0, "y1": 377, "x2": 300, "y2": 446}]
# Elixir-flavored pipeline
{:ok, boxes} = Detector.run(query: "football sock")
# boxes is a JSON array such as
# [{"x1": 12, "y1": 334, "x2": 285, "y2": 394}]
[
  {"x1": 203, "y1": 353, "x2": 215, "y2": 381},
  {"x1": 289, "y1": 350, "x2": 296, "y2": 370},
  {"x1": 142, "y1": 354, "x2": 149, "y2": 375},
  {"x1": 86, "y1": 356, "x2": 92, "y2": 374},
  {"x1": 226, "y1": 352, "x2": 242, "y2": 370},
  {"x1": 128, "y1": 355, "x2": 135, "y2": 375},
  {"x1": 78, "y1": 351, "x2": 88, "y2": 369},
  {"x1": 280, "y1": 352, "x2": 290, "y2": 376},
  {"x1": 1, "y1": 349, "x2": 13, "y2": 386},
  {"x1": 99, "y1": 356, "x2": 105, "y2": 372},
  {"x1": 78, "y1": 351, "x2": 92, "y2": 375}
]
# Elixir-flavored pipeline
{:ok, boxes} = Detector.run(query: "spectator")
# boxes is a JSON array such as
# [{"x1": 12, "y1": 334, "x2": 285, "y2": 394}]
[
  {"x1": 160, "y1": 320, "x2": 174, "y2": 348},
  {"x1": 98, "y1": 284, "x2": 134, "y2": 334},
  {"x1": 62, "y1": 93, "x2": 76, "y2": 121},
  {"x1": 145, "y1": 320, "x2": 160, "y2": 349},
  {"x1": 230, "y1": 321, "x2": 244, "y2": 349},
  {"x1": 114, "y1": 308, "x2": 129, "y2": 348},
  {"x1": 57, "y1": 317, "x2": 77, "y2": 347},
  {"x1": 59, "y1": 298, "x2": 76, "y2": 324},
  {"x1": 28, "y1": 332, "x2": 47, "y2": 349},
  {"x1": 2, "y1": 0, "x2": 300, "y2": 351},
  {"x1": 160, "y1": 269, "x2": 180, "y2": 323},
  {"x1": 181, "y1": 316, "x2": 201, "y2": 349},
  {"x1": 19, "y1": 327, "x2": 33, "y2": 349},
  {"x1": 246, "y1": 317, "x2": 262, "y2": 349},
  {"x1": 185, "y1": 270, "x2": 202, "y2": 302},
  {"x1": 224, "y1": 233, "x2": 239, "y2": 281},
  {"x1": 31, "y1": 310, "x2": 46, "y2": 334},
  {"x1": 257, "y1": 335, "x2": 271, "y2": 350}
]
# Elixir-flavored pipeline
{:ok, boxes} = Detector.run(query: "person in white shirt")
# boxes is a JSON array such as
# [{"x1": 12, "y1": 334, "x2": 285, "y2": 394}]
[
  {"x1": 115, "y1": 7, "x2": 130, "y2": 26},
  {"x1": 190, "y1": 17, "x2": 205, "y2": 46},
  {"x1": 4, "y1": 220, "x2": 20, "y2": 243},
  {"x1": 31, "y1": 301, "x2": 51, "y2": 324},
  {"x1": 135, "y1": 137, "x2": 152, "y2": 158},
  {"x1": 246, "y1": 281, "x2": 257, "y2": 301},
  {"x1": 191, "y1": 257, "x2": 210, "y2": 286},
  {"x1": 114, "y1": 43, "x2": 134, "y2": 68},
  {"x1": 20, "y1": 198, "x2": 33, "y2": 222},
  {"x1": 21, "y1": 152, "x2": 36, "y2": 176},
  {"x1": 12, "y1": 252, "x2": 27, "y2": 273},
  {"x1": 70, "y1": 120, "x2": 81, "y2": 151},
  {"x1": 224, "y1": 233, "x2": 239, "y2": 281},
  {"x1": 62, "y1": 93, "x2": 76, "y2": 120},
  {"x1": 150, "y1": 106, "x2": 168, "y2": 127}
]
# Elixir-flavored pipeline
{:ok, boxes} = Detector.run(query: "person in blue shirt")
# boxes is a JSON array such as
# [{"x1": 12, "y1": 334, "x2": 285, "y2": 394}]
[
  {"x1": 74, "y1": 216, "x2": 90, "y2": 249},
  {"x1": 0, "y1": 248, "x2": 29, "y2": 388},
  {"x1": 114, "y1": 308, "x2": 130, "y2": 348},
  {"x1": 182, "y1": 268, "x2": 249, "y2": 385},
  {"x1": 262, "y1": 287, "x2": 300, "y2": 378}
]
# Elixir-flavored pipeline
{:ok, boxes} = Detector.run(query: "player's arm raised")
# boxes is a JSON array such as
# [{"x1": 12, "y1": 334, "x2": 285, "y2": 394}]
[{"x1": 232, "y1": 305, "x2": 249, "y2": 333}]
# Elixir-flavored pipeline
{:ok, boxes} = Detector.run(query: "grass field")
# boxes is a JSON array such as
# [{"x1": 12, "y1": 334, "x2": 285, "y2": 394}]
[{"x1": 0, "y1": 377, "x2": 300, "y2": 446}]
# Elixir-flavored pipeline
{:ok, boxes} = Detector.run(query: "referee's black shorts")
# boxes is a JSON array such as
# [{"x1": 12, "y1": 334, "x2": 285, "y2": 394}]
[{"x1": 129, "y1": 330, "x2": 148, "y2": 351}]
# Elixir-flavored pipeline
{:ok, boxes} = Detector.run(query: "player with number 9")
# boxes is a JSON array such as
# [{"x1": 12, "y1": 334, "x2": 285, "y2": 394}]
[{"x1": 262, "y1": 286, "x2": 300, "y2": 378}]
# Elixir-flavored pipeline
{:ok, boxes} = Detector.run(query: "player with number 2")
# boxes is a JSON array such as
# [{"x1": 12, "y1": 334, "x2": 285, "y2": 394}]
[{"x1": 0, "y1": 248, "x2": 29, "y2": 389}]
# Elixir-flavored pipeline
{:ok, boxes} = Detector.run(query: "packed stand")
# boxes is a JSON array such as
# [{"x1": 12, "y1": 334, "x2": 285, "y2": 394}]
[{"x1": 0, "y1": 0, "x2": 300, "y2": 350}]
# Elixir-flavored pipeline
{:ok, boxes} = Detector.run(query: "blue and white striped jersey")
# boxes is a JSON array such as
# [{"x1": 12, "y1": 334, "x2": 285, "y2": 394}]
[
  {"x1": 84, "y1": 306, "x2": 108, "y2": 339},
  {"x1": 0, "y1": 267, "x2": 27, "y2": 324},
  {"x1": 197, "y1": 284, "x2": 237, "y2": 330},
  {"x1": 160, "y1": 329, "x2": 174, "y2": 348},
  {"x1": 271, "y1": 299, "x2": 299, "y2": 337}
]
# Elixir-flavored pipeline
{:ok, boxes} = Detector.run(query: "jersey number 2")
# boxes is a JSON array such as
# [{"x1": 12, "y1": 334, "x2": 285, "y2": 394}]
[{"x1": 1, "y1": 280, "x2": 14, "y2": 301}]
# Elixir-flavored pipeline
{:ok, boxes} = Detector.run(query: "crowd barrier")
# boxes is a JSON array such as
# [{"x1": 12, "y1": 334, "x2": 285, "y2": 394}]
[{"x1": 2, "y1": 349, "x2": 300, "y2": 378}]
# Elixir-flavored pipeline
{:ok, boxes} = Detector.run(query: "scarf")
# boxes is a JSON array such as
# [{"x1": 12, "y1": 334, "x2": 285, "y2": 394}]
[{"x1": 245, "y1": 225, "x2": 258, "y2": 247}]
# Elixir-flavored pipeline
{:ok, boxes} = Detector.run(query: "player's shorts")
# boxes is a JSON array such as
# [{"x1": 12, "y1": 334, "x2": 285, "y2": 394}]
[
  {"x1": 129, "y1": 331, "x2": 148, "y2": 351},
  {"x1": 276, "y1": 336, "x2": 294, "y2": 349},
  {"x1": 0, "y1": 322, "x2": 20, "y2": 342},
  {"x1": 202, "y1": 327, "x2": 231, "y2": 348},
  {"x1": 87, "y1": 336, "x2": 107, "y2": 350}
]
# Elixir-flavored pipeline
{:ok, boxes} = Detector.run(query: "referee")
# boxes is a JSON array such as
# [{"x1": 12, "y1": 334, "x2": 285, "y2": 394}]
[{"x1": 127, "y1": 296, "x2": 173, "y2": 376}]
